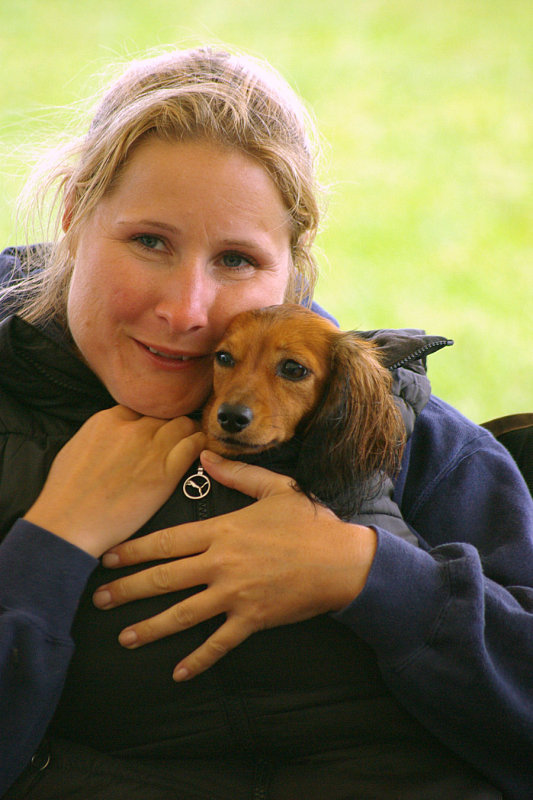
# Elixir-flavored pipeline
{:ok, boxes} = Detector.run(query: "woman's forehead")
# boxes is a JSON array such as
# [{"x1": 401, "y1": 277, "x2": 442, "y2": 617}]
[{"x1": 99, "y1": 138, "x2": 293, "y2": 241}]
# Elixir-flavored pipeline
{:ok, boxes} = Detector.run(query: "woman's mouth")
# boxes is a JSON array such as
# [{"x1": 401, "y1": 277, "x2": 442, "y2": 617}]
[
  {"x1": 146, "y1": 345, "x2": 195, "y2": 361},
  {"x1": 136, "y1": 339, "x2": 207, "y2": 368}
]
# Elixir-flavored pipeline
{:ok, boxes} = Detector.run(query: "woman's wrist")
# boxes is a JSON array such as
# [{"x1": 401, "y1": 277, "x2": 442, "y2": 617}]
[{"x1": 23, "y1": 504, "x2": 105, "y2": 558}]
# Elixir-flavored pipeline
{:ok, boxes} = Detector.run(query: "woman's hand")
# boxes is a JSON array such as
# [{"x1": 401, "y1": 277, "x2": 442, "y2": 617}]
[
  {"x1": 24, "y1": 406, "x2": 205, "y2": 557},
  {"x1": 93, "y1": 450, "x2": 377, "y2": 680}
]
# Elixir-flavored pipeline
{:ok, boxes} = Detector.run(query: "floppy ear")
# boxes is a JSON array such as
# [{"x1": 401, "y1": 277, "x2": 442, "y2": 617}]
[{"x1": 294, "y1": 332, "x2": 405, "y2": 520}]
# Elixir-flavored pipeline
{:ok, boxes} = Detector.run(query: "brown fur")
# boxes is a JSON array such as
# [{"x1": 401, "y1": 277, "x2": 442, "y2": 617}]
[{"x1": 202, "y1": 304, "x2": 405, "y2": 519}]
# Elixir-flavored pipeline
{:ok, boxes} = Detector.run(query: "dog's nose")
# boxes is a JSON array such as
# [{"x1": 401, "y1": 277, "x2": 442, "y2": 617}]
[{"x1": 217, "y1": 403, "x2": 253, "y2": 433}]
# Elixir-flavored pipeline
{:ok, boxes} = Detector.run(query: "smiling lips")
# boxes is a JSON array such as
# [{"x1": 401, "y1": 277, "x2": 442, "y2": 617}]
[
  {"x1": 137, "y1": 339, "x2": 206, "y2": 366},
  {"x1": 146, "y1": 345, "x2": 195, "y2": 361}
]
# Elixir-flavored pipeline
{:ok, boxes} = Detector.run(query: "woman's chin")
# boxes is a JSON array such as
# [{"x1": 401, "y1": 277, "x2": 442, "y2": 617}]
[{"x1": 116, "y1": 389, "x2": 210, "y2": 420}]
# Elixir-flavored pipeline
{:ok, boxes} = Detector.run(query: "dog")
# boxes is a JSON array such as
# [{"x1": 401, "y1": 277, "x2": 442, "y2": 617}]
[{"x1": 201, "y1": 304, "x2": 405, "y2": 521}]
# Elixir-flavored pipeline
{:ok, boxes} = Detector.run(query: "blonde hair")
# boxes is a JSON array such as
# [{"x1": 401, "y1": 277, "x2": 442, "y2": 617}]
[{"x1": 7, "y1": 46, "x2": 324, "y2": 327}]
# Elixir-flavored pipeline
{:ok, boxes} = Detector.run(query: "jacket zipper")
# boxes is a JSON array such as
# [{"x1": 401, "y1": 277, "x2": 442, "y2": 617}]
[
  {"x1": 387, "y1": 338, "x2": 454, "y2": 371},
  {"x1": 182, "y1": 467, "x2": 271, "y2": 796},
  {"x1": 197, "y1": 492, "x2": 209, "y2": 521}
]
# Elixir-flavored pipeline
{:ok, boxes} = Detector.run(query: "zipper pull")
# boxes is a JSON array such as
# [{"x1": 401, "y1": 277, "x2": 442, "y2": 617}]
[{"x1": 183, "y1": 466, "x2": 211, "y2": 500}]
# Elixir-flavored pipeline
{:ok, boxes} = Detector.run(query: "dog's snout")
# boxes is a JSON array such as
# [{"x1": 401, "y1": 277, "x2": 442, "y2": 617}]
[{"x1": 217, "y1": 403, "x2": 253, "y2": 434}]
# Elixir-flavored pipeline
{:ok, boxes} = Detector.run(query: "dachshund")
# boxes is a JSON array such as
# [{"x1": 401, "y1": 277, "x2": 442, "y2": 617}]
[{"x1": 201, "y1": 304, "x2": 406, "y2": 521}]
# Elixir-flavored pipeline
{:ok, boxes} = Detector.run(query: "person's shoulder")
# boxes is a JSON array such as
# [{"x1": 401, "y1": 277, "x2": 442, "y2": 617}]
[
  {"x1": 401, "y1": 395, "x2": 506, "y2": 505},
  {"x1": 0, "y1": 246, "x2": 21, "y2": 285},
  {"x1": 415, "y1": 395, "x2": 492, "y2": 455},
  {"x1": 0, "y1": 243, "x2": 48, "y2": 294},
  {"x1": 0, "y1": 380, "x2": 45, "y2": 438}
]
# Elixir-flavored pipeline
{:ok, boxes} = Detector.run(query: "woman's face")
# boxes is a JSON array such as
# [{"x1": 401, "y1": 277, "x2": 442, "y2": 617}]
[{"x1": 67, "y1": 138, "x2": 293, "y2": 417}]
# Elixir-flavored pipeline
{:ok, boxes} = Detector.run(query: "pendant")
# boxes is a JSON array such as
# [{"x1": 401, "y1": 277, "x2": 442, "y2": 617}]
[{"x1": 183, "y1": 467, "x2": 211, "y2": 500}]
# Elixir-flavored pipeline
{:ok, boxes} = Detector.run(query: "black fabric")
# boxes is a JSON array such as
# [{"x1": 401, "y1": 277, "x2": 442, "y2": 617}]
[
  {"x1": 5, "y1": 735, "x2": 502, "y2": 800},
  {"x1": 498, "y1": 425, "x2": 533, "y2": 494},
  {"x1": 481, "y1": 414, "x2": 533, "y2": 495},
  {"x1": 0, "y1": 315, "x2": 114, "y2": 422}
]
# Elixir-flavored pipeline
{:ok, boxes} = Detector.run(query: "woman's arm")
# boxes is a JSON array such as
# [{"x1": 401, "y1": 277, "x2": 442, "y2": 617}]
[
  {"x1": 335, "y1": 404, "x2": 533, "y2": 799},
  {"x1": 0, "y1": 406, "x2": 204, "y2": 791},
  {"x1": 0, "y1": 521, "x2": 96, "y2": 794}
]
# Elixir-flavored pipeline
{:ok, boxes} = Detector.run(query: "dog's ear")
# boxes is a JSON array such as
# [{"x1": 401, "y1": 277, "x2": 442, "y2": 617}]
[{"x1": 294, "y1": 332, "x2": 405, "y2": 519}]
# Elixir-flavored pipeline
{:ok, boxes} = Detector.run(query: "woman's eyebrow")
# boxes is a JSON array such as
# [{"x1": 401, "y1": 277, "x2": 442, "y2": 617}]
[
  {"x1": 117, "y1": 219, "x2": 180, "y2": 233},
  {"x1": 220, "y1": 237, "x2": 266, "y2": 250}
]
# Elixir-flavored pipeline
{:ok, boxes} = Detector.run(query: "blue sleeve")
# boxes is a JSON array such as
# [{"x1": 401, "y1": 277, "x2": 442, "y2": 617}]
[
  {"x1": 0, "y1": 519, "x2": 97, "y2": 793},
  {"x1": 334, "y1": 397, "x2": 533, "y2": 800}
]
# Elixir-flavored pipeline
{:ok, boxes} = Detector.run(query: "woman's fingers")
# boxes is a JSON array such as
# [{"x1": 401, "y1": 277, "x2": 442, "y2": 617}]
[
  {"x1": 116, "y1": 588, "x2": 228, "y2": 652},
  {"x1": 200, "y1": 450, "x2": 295, "y2": 498},
  {"x1": 94, "y1": 552, "x2": 209, "y2": 608},
  {"x1": 172, "y1": 616, "x2": 256, "y2": 681},
  {"x1": 102, "y1": 522, "x2": 212, "y2": 568},
  {"x1": 111, "y1": 589, "x2": 256, "y2": 682}
]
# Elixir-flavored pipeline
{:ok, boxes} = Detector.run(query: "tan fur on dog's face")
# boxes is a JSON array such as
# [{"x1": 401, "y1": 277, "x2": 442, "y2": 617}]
[{"x1": 203, "y1": 305, "x2": 337, "y2": 455}]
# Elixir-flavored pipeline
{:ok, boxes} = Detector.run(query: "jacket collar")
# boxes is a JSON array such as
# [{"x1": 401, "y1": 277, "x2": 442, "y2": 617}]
[{"x1": 0, "y1": 315, "x2": 114, "y2": 422}]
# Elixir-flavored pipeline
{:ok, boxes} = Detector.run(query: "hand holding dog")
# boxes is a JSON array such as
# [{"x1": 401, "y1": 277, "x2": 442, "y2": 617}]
[{"x1": 94, "y1": 450, "x2": 378, "y2": 681}]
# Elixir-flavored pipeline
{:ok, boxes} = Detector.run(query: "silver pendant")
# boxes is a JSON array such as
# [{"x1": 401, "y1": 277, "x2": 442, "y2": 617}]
[{"x1": 183, "y1": 467, "x2": 211, "y2": 500}]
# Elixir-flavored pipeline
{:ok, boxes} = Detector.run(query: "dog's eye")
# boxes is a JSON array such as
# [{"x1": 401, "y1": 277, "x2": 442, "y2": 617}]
[
  {"x1": 215, "y1": 350, "x2": 235, "y2": 367},
  {"x1": 278, "y1": 359, "x2": 309, "y2": 381}
]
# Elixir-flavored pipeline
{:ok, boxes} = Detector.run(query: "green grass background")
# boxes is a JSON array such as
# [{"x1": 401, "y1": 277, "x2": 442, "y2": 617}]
[{"x1": 1, "y1": 0, "x2": 531, "y2": 422}]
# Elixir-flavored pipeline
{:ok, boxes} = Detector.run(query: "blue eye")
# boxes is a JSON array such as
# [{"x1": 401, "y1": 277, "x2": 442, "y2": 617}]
[
  {"x1": 134, "y1": 234, "x2": 165, "y2": 251},
  {"x1": 221, "y1": 252, "x2": 253, "y2": 269}
]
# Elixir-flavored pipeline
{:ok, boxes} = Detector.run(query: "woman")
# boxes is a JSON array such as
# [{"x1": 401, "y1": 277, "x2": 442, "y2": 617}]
[{"x1": 0, "y1": 47, "x2": 532, "y2": 799}]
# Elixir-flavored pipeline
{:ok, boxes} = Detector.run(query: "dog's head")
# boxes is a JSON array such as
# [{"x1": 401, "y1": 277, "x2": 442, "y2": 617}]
[
  {"x1": 203, "y1": 304, "x2": 336, "y2": 455},
  {"x1": 202, "y1": 304, "x2": 405, "y2": 518}
]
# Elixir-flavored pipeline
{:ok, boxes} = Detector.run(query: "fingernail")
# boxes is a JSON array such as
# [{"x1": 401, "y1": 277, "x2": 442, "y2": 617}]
[
  {"x1": 173, "y1": 666, "x2": 190, "y2": 682},
  {"x1": 92, "y1": 589, "x2": 112, "y2": 608},
  {"x1": 201, "y1": 450, "x2": 223, "y2": 464},
  {"x1": 119, "y1": 629, "x2": 138, "y2": 648},
  {"x1": 102, "y1": 552, "x2": 120, "y2": 568}
]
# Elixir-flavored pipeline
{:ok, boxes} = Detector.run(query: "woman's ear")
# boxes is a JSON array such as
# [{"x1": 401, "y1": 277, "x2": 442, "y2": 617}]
[
  {"x1": 62, "y1": 208, "x2": 72, "y2": 232},
  {"x1": 294, "y1": 332, "x2": 405, "y2": 519},
  {"x1": 62, "y1": 185, "x2": 77, "y2": 232}
]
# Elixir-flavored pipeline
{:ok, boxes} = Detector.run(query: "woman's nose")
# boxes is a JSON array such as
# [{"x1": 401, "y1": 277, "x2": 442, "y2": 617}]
[{"x1": 154, "y1": 263, "x2": 213, "y2": 332}]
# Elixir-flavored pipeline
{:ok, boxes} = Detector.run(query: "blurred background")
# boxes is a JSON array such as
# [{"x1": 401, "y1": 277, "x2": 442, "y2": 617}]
[{"x1": 1, "y1": 0, "x2": 531, "y2": 422}]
